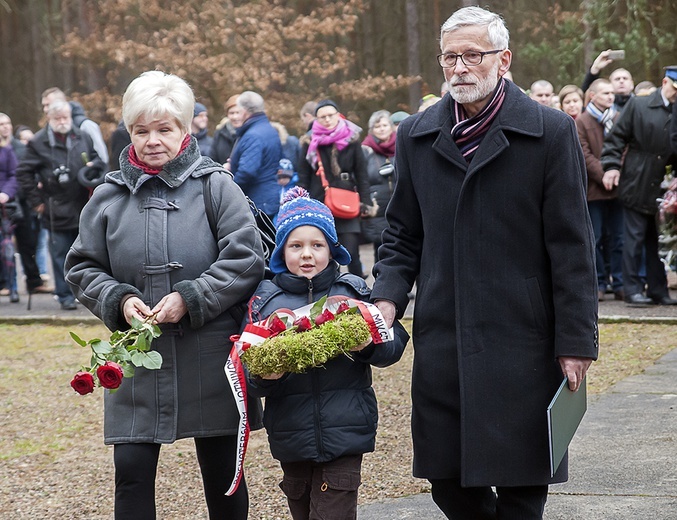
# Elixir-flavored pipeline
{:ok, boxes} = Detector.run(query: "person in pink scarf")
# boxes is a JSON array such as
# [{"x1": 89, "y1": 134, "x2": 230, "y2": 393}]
[
  {"x1": 361, "y1": 110, "x2": 397, "y2": 264},
  {"x1": 297, "y1": 100, "x2": 371, "y2": 277}
]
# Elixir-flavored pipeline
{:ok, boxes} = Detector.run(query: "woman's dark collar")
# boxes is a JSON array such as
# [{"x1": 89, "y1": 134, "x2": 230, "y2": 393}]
[{"x1": 116, "y1": 136, "x2": 202, "y2": 194}]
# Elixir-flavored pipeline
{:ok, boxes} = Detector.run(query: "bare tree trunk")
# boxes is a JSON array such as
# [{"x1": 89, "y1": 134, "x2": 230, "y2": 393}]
[
  {"x1": 581, "y1": 0, "x2": 594, "y2": 67},
  {"x1": 361, "y1": 0, "x2": 375, "y2": 73},
  {"x1": 433, "y1": 0, "x2": 441, "y2": 32},
  {"x1": 406, "y1": 0, "x2": 421, "y2": 109}
]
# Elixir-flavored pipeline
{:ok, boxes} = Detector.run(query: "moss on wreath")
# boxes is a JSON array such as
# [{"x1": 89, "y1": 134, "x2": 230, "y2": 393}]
[{"x1": 242, "y1": 313, "x2": 371, "y2": 376}]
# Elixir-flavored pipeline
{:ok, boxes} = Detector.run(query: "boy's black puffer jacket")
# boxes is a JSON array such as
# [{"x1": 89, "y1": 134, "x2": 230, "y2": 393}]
[{"x1": 246, "y1": 263, "x2": 409, "y2": 463}]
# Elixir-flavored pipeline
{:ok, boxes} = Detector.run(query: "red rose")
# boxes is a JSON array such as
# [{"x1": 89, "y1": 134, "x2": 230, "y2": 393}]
[
  {"x1": 70, "y1": 372, "x2": 95, "y2": 395},
  {"x1": 293, "y1": 316, "x2": 313, "y2": 332},
  {"x1": 96, "y1": 361, "x2": 124, "y2": 390},
  {"x1": 336, "y1": 302, "x2": 350, "y2": 314},
  {"x1": 268, "y1": 315, "x2": 287, "y2": 335},
  {"x1": 314, "y1": 309, "x2": 335, "y2": 326}
]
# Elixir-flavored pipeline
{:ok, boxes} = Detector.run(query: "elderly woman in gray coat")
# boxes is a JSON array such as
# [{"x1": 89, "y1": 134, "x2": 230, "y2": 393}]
[{"x1": 65, "y1": 71, "x2": 265, "y2": 519}]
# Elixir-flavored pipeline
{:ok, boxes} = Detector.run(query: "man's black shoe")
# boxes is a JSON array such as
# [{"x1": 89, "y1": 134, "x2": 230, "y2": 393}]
[
  {"x1": 625, "y1": 293, "x2": 652, "y2": 306},
  {"x1": 652, "y1": 296, "x2": 677, "y2": 305}
]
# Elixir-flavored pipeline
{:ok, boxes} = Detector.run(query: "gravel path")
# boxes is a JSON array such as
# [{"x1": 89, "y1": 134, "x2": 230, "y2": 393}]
[
  {"x1": 0, "y1": 324, "x2": 419, "y2": 519},
  {"x1": 2, "y1": 319, "x2": 675, "y2": 519}
]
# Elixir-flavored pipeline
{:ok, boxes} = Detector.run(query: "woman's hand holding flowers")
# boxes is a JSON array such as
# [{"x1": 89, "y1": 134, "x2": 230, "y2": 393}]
[
  {"x1": 122, "y1": 296, "x2": 154, "y2": 325},
  {"x1": 151, "y1": 292, "x2": 188, "y2": 324}
]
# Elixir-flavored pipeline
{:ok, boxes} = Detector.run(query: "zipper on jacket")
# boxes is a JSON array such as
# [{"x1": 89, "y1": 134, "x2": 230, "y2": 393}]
[
  {"x1": 312, "y1": 370, "x2": 325, "y2": 458},
  {"x1": 307, "y1": 279, "x2": 314, "y2": 304}
]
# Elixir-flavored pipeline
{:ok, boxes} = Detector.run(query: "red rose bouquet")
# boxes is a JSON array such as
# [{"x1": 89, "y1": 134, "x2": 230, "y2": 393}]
[
  {"x1": 234, "y1": 295, "x2": 392, "y2": 377},
  {"x1": 69, "y1": 316, "x2": 162, "y2": 395}
]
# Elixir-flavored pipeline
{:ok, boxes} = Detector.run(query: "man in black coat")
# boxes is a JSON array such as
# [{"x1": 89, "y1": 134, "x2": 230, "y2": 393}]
[
  {"x1": 600, "y1": 67, "x2": 677, "y2": 306},
  {"x1": 17, "y1": 99, "x2": 103, "y2": 310},
  {"x1": 371, "y1": 6, "x2": 598, "y2": 519},
  {"x1": 670, "y1": 67, "x2": 677, "y2": 155}
]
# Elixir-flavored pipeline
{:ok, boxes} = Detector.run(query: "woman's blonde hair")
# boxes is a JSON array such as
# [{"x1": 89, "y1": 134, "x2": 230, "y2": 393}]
[
  {"x1": 558, "y1": 84, "x2": 584, "y2": 107},
  {"x1": 122, "y1": 71, "x2": 194, "y2": 134}
]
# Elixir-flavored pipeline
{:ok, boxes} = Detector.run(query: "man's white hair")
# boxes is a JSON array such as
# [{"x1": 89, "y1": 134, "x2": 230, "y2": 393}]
[
  {"x1": 238, "y1": 91, "x2": 265, "y2": 115},
  {"x1": 47, "y1": 100, "x2": 72, "y2": 116},
  {"x1": 440, "y1": 6, "x2": 509, "y2": 50}
]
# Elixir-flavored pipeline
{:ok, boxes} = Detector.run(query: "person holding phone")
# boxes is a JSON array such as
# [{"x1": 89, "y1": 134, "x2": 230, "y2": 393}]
[{"x1": 581, "y1": 50, "x2": 635, "y2": 111}]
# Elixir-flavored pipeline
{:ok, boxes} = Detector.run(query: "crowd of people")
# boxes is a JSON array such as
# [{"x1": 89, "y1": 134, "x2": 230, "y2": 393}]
[
  {"x1": 0, "y1": 83, "x2": 417, "y2": 308},
  {"x1": 514, "y1": 55, "x2": 677, "y2": 307},
  {"x1": 1, "y1": 4, "x2": 677, "y2": 519},
  {"x1": 2, "y1": 47, "x2": 675, "y2": 312}
]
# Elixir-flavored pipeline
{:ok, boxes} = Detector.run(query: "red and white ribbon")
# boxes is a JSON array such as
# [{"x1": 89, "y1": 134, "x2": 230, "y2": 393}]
[
  {"x1": 223, "y1": 342, "x2": 250, "y2": 496},
  {"x1": 222, "y1": 295, "x2": 394, "y2": 495},
  {"x1": 354, "y1": 300, "x2": 392, "y2": 344}
]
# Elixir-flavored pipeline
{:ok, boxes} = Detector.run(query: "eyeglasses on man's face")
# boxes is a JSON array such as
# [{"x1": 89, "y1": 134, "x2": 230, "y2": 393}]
[{"x1": 436, "y1": 49, "x2": 503, "y2": 68}]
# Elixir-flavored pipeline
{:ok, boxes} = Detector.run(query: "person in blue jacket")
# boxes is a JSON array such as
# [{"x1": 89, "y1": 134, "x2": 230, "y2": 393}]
[
  {"x1": 245, "y1": 187, "x2": 409, "y2": 520},
  {"x1": 227, "y1": 91, "x2": 282, "y2": 219}
]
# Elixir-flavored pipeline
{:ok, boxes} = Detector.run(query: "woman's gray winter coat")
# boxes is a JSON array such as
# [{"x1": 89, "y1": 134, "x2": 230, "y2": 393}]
[{"x1": 66, "y1": 138, "x2": 265, "y2": 444}]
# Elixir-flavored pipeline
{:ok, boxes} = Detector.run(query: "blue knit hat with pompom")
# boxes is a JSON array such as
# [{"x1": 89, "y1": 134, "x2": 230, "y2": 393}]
[{"x1": 269, "y1": 187, "x2": 351, "y2": 274}]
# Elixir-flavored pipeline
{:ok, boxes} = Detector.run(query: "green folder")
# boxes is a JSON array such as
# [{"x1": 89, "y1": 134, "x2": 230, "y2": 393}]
[{"x1": 547, "y1": 376, "x2": 587, "y2": 477}]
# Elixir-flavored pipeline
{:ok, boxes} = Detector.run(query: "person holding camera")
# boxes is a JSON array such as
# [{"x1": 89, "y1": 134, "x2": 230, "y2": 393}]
[
  {"x1": 361, "y1": 110, "x2": 397, "y2": 264},
  {"x1": 16, "y1": 99, "x2": 104, "y2": 310}
]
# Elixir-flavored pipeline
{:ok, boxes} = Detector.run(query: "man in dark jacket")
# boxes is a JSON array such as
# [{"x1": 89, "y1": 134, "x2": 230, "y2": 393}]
[
  {"x1": 17, "y1": 99, "x2": 103, "y2": 310},
  {"x1": 580, "y1": 52, "x2": 635, "y2": 113},
  {"x1": 41, "y1": 88, "x2": 109, "y2": 169},
  {"x1": 227, "y1": 91, "x2": 282, "y2": 219},
  {"x1": 601, "y1": 67, "x2": 677, "y2": 306},
  {"x1": 371, "y1": 6, "x2": 598, "y2": 518},
  {"x1": 191, "y1": 102, "x2": 213, "y2": 156}
]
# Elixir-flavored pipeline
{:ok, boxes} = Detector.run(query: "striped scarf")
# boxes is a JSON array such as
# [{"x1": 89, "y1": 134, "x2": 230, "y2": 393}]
[
  {"x1": 451, "y1": 78, "x2": 506, "y2": 163},
  {"x1": 585, "y1": 102, "x2": 617, "y2": 136}
]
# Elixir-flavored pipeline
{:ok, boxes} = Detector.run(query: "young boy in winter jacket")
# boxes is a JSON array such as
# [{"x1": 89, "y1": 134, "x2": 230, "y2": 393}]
[{"x1": 245, "y1": 187, "x2": 409, "y2": 520}]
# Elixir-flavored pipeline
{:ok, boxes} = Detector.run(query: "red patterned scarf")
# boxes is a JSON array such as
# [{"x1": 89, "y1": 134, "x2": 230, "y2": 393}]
[{"x1": 451, "y1": 78, "x2": 506, "y2": 163}]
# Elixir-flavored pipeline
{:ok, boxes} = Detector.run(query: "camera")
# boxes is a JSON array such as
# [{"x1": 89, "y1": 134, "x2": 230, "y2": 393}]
[
  {"x1": 378, "y1": 163, "x2": 395, "y2": 177},
  {"x1": 53, "y1": 165, "x2": 71, "y2": 184}
]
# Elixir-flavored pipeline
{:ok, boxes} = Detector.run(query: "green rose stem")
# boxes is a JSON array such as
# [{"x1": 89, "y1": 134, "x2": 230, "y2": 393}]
[{"x1": 70, "y1": 313, "x2": 163, "y2": 391}]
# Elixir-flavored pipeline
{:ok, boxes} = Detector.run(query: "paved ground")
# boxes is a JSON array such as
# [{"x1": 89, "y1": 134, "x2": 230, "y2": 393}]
[{"x1": 358, "y1": 348, "x2": 677, "y2": 519}]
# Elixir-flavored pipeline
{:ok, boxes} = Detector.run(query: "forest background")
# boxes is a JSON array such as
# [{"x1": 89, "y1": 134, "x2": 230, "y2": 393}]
[{"x1": 1, "y1": 0, "x2": 676, "y2": 140}]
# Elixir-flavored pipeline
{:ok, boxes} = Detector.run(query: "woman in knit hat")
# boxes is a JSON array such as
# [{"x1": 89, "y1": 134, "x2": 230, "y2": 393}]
[
  {"x1": 245, "y1": 187, "x2": 409, "y2": 520},
  {"x1": 297, "y1": 99, "x2": 372, "y2": 278}
]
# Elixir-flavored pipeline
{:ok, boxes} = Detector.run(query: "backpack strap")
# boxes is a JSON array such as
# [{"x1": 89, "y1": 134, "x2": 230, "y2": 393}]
[
  {"x1": 201, "y1": 173, "x2": 275, "y2": 264},
  {"x1": 202, "y1": 174, "x2": 218, "y2": 239}
]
